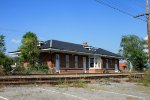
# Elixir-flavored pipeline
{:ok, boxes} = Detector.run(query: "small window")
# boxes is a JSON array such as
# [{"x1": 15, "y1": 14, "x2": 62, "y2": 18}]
[
  {"x1": 75, "y1": 56, "x2": 78, "y2": 68},
  {"x1": 90, "y1": 58, "x2": 94, "y2": 68},
  {"x1": 66, "y1": 55, "x2": 69, "y2": 68}
]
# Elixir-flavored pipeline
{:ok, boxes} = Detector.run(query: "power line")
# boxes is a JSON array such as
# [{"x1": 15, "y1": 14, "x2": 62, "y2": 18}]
[
  {"x1": 95, "y1": 0, "x2": 146, "y2": 22},
  {"x1": 104, "y1": 0, "x2": 144, "y2": 13}
]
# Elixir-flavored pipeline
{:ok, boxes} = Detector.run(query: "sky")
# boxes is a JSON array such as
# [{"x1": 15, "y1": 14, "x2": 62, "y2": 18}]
[{"x1": 0, "y1": 0, "x2": 147, "y2": 54}]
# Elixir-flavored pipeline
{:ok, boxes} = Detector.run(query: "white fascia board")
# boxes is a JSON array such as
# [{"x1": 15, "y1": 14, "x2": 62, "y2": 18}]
[{"x1": 41, "y1": 48, "x2": 122, "y2": 59}]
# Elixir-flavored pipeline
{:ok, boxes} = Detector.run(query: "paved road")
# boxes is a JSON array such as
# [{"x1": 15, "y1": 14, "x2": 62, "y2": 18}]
[{"x1": 0, "y1": 82, "x2": 150, "y2": 100}]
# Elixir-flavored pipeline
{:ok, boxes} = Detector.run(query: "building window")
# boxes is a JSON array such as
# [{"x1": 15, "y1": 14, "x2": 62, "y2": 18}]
[
  {"x1": 75, "y1": 56, "x2": 78, "y2": 68},
  {"x1": 90, "y1": 58, "x2": 94, "y2": 68},
  {"x1": 115, "y1": 60, "x2": 118, "y2": 64},
  {"x1": 110, "y1": 60, "x2": 112, "y2": 65},
  {"x1": 66, "y1": 55, "x2": 69, "y2": 68}
]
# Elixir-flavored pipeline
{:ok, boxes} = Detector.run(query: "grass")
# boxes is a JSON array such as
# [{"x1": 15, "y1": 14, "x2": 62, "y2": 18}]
[
  {"x1": 71, "y1": 79, "x2": 87, "y2": 88},
  {"x1": 57, "y1": 79, "x2": 69, "y2": 88},
  {"x1": 138, "y1": 68, "x2": 150, "y2": 87},
  {"x1": 57, "y1": 79, "x2": 87, "y2": 88}
]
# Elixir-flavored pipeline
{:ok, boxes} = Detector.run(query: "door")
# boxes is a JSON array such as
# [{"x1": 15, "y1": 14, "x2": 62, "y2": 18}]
[
  {"x1": 55, "y1": 54, "x2": 60, "y2": 73},
  {"x1": 83, "y1": 57, "x2": 86, "y2": 73}
]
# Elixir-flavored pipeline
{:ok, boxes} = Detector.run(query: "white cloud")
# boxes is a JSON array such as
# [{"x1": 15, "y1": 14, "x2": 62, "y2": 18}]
[{"x1": 11, "y1": 39, "x2": 21, "y2": 44}]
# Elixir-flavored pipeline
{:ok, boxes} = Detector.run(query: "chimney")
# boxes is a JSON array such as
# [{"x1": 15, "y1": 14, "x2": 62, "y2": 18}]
[{"x1": 82, "y1": 42, "x2": 88, "y2": 46}]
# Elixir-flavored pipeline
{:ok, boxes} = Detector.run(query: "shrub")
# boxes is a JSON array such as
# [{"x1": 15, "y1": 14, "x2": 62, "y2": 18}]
[
  {"x1": 13, "y1": 65, "x2": 26, "y2": 74},
  {"x1": 13, "y1": 64, "x2": 49, "y2": 74},
  {"x1": 27, "y1": 64, "x2": 49, "y2": 74},
  {"x1": 34, "y1": 64, "x2": 49, "y2": 73},
  {"x1": 3, "y1": 57, "x2": 13, "y2": 73}
]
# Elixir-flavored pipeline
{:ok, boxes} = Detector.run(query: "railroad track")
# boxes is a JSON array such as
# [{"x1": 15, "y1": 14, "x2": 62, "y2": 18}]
[{"x1": 0, "y1": 73, "x2": 144, "y2": 85}]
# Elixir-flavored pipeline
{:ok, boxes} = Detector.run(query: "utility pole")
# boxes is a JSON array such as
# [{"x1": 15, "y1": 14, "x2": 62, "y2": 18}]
[{"x1": 134, "y1": 0, "x2": 150, "y2": 64}]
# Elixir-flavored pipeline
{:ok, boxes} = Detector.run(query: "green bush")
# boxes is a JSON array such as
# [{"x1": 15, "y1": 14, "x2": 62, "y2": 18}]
[
  {"x1": 14, "y1": 65, "x2": 26, "y2": 74},
  {"x1": 13, "y1": 64, "x2": 49, "y2": 74},
  {"x1": 34, "y1": 64, "x2": 49, "y2": 73},
  {"x1": 3, "y1": 57, "x2": 13, "y2": 73}
]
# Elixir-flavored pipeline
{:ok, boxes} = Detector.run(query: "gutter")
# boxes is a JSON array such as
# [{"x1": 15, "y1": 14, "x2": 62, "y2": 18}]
[{"x1": 8, "y1": 48, "x2": 123, "y2": 59}]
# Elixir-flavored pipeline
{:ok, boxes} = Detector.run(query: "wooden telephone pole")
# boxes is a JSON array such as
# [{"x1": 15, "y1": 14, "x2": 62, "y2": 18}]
[{"x1": 134, "y1": 0, "x2": 150, "y2": 64}]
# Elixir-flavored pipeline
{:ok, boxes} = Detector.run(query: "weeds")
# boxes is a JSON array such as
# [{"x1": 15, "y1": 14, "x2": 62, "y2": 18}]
[
  {"x1": 139, "y1": 68, "x2": 150, "y2": 86},
  {"x1": 57, "y1": 79, "x2": 69, "y2": 88},
  {"x1": 127, "y1": 73, "x2": 140, "y2": 82},
  {"x1": 57, "y1": 79, "x2": 87, "y2": 88},
  {"x1": 71, "y1": 79, "x2": 87, "y2": 88}
]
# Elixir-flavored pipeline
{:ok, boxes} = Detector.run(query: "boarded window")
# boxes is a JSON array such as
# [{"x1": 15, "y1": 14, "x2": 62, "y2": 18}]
[
  {"x1": 66, "y1": 55, "x2": 69, "y2": 68},
  {"x1": 75, "y1": 56, "x2": 78, "y2": 68}
]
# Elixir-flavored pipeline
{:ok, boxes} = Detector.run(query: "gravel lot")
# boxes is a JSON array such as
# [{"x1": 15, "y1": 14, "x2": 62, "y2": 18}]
[{"x1": 0, "y1": 82, "x2": 150, "y2": 100}]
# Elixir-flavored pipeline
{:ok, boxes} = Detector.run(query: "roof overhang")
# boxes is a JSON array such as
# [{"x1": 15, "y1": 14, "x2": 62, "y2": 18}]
[
  {"x1": 42, "y1": 48, "x2": 123, "y2": 59},
  {"x1": 9, "y1": 48, "x2": 123, "y2": 59}
]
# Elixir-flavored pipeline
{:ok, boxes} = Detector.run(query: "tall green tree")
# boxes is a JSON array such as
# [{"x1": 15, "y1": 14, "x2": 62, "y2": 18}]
[
  {"x1": 0, "y1": 34, "x2": 12, "y2": 74},
  {"x1": 20, "y1": 32, "x2": 40, "y2": 67},
  {"x1": 119, "y1": 35, "x2": 148, "y2": 71},
  {"x1": 0, "y1": 34, "x2": 6, "y2": 65}
]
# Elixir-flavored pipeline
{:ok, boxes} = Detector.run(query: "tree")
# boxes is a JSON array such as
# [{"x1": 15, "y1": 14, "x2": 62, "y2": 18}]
[
  {"x1": 0, "y1": 34, "x2": 6, "y2": 53},
  {"x1": 119, "y1": 35, "x2": 147, "y2": 71},
  {"x1": 0, "y1": 34, "x2": 6, "y2": 65},
  {"x1": 20, "y1": 32, "x2": 40, "y2": 67}
]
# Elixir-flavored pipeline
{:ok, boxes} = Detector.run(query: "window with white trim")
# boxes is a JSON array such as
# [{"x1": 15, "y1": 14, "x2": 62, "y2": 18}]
[
  {"x1": 90, "y1": 58, "x2": 94, "y2": 68},
  {"x1": 66, "y1": 55, "x2": 69, "y2": 68},
  {"x1": 75, "y1": 56, "x2": 78, "y2": 68}
]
